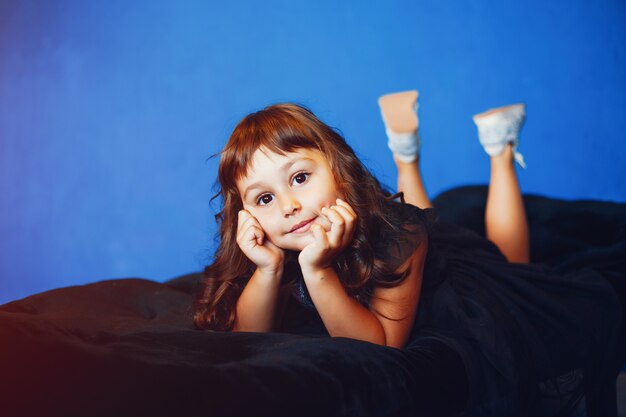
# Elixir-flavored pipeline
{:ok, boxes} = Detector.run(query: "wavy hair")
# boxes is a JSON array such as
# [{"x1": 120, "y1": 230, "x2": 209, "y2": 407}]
[{"x1": 193, "y1": 103, "x2": 418, "y2": 331}]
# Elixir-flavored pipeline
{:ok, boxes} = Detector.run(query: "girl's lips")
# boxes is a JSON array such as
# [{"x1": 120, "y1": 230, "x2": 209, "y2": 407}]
[{"x1": 289, "y1": 218, "x2": 316, "y2": 233}]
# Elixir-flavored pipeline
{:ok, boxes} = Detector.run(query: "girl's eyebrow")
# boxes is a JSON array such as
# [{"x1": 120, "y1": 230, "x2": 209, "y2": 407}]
[{"x1": 242, "y1": 157, "x2": 315, "y2": 200}]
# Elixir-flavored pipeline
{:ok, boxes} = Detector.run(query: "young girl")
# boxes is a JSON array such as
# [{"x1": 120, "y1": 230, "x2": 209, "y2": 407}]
[{"x1": 193, "y1": 96, "x2": 625, "y2": 416}]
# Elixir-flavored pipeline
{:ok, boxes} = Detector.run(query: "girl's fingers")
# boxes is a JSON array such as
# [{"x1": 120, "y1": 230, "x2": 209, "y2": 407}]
[
  {"x1": 323, "y1": 202, "x2": 357, "y2": 245},
  {"x1": 238, "y1": 210, "x2": 259, "y2": 226},
  {"x1": 321, "y1": 207, "x2": 345, "y2": 247},
  {"x1": 311, "y1": 224, "x2": 329, "y2": 248},
  {"x1": 238, "y1": 209, "x2": 251, "y2": 222},
  {"x1": 237, "y1": 210, "x2": 250, "y2": 233},
  {"x1": 331, "y1": 204, "x2": 356, "y2": 244},
  {"x1": 332, "y1": 204, "x2": 356, "y2": 224},
  {"x1": 237, "y1": 218, "x2": 255, "y2": 241},
  {"x1": 237, "y1": 210, "x2": 265, "y2": 246},
  {"x1": 335, "y1": 198, "x2": 357, "y2": 218},
  {"x1": 241, "y1": 216, "x2": 259, "y2": 232},
  {"x1": 243, "y1": 225, "x2": 264, "y2": 246},
  {"x1": 334, "y1": 200, "x2": 357, "y2": 238},
  {"x1": 238, "y1": 211, "x2": 262, "y2": 236},
  {"x1": 253, "y1": 226, "x2": 264, "y2": 246}
]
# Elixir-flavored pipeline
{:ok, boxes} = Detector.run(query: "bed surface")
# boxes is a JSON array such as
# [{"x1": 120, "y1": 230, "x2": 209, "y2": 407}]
[{"x1": 2, "y1": 185, "x2": 625, "y2": 417}]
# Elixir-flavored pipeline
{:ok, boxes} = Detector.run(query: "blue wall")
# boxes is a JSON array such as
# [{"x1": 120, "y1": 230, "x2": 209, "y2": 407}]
[{"x1": 1, "y1": 0, "x2": 625, "y2": 304}]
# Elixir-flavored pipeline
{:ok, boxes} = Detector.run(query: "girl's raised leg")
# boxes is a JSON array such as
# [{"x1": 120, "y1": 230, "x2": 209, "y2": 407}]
[
  {"x1": 474, "y1": 104, "x2": 530, "y2": 263},
  {"x1": 378, "y1": 90, "x2": 433, "y2": 209},
  {"x1": 486, "y1": 144, "x2": 529, "y2": 263},
  {"x1": 393, "y1": 156, "x2": 433, "y2": 209}
]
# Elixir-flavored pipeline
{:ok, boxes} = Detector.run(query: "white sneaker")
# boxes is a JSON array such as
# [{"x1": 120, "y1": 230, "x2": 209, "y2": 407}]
[{"x1": 473, "y1": 103, "x2": 526, "y2": 168}]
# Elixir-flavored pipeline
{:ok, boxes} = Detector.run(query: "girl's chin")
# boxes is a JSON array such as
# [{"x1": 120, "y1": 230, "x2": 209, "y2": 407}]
[
  {"x1": 284, "y1": 233, "x2": 316, "y2": 252},
  {"x1": 282, "y1": 222, "x2": 330, "y2": 251},
  {"x1": 298, "y1": 235, "x2": 317, "y2": 250}
]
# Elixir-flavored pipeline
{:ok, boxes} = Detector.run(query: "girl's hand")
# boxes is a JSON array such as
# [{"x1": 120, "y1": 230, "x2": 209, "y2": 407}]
[
  {"x1": 237, "y1": 210, "x2": 285, "y2": 276},
  {"x1": 298, "y1": 198, "x2": 357, "y2": 273}
]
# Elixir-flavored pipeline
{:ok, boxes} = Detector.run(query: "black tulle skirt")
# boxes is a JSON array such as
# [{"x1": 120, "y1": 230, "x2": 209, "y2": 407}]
[{"x1": 410, "y1": 220, "x2": 625, "y2": 417}]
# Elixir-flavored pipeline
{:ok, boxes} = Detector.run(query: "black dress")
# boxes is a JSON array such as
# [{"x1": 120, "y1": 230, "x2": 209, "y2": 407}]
[{"x1": 279, "y1": 200, "x2": 626, "y2": 417}]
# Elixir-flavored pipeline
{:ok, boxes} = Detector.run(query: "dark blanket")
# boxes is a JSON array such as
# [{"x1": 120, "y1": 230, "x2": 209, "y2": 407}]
[{"x1": 1, "y1": 185, "x2": 625, "y2": 417}]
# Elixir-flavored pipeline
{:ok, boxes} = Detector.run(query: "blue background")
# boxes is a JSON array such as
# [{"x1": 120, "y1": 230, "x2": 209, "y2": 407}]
[{"x1": 1, "y1": 0, "x2": 625, "y2": 304}]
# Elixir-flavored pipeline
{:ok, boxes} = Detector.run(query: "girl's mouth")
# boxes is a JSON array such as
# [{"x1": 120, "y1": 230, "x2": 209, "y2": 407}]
[{"x1": 289, "y1": 218, "x2": 316, "y2": 233}]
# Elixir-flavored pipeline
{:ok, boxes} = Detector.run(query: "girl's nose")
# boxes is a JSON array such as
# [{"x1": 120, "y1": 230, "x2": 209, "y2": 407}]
[{"x1": 281, "y1": 195, "x2": 301, "y2": 216}]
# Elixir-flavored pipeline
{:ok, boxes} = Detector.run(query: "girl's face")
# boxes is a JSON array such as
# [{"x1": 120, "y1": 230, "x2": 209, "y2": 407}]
[{"x1": 236, "y1": 147, "x2": 341, "y2": 251}]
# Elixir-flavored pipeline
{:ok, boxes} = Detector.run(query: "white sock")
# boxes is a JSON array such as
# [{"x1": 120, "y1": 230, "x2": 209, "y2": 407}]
[
  {"x1": 473, "y1": 103, "x2": 526, "y2": 168},
  {"x1": 386, "y1": 128, "x2": 420, "y2": 163},
  {"x1": 382, "y1": 101, "x2": 420, "y2": 163}
]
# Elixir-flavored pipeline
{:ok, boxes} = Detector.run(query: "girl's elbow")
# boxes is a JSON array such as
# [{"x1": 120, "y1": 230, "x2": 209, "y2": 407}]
[
  {"x1": 381, "y1": 327, "x2": 411, "y2": 349},
  {"x1": 366, "y1": 331, "x2": 405, "y2": 349},
  {"x1": 385, "y1": 337, "x2": 408, "y2": 349}
]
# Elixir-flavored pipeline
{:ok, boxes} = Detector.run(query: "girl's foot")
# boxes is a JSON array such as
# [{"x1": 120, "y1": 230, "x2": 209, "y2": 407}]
[
  {"x1": 378, "y1": 90, "x2": 420, "y2": 163},
  {"x1": 473, "y1": 103, "x2": 526, "y2": 168}
]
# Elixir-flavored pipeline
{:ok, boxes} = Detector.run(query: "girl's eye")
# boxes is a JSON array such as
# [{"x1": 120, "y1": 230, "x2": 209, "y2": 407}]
[
  {"x1": 256, "y1": 194, "x2": 273, "y2": 206},
  {"x1": 292, "y1": 172, "x2": 310, "y2": 185}
]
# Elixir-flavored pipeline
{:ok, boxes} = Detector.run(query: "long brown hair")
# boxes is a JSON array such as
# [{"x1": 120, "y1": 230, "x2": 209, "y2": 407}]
[{"x1": 194, "y1": 103, "x2": 419, "y2": 331}]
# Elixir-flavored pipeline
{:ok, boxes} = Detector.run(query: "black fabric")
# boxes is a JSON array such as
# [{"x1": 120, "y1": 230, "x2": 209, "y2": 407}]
[
  {"x1": 0, "y1": 279, "x2": 466, "y2": 417},
  {"x1": 416, "y1": 219, "x2": 623, "y2": 416},
  {"x1": 1, "y1": 185, "x2": 625, "y2": 417},
  {"x1": 431, "y1": 186, "x2": 626, "y2": 416}
]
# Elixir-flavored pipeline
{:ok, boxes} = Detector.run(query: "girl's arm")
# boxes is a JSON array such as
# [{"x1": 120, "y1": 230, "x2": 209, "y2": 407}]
[
  {"x1": 232, "y1": 210, "x2": 286, "y2": 332},
  {"x1": 302, "y1": 240, "x2": 427, "y2": 348},
  {"x1": 368, "y1": 239, "x2": 427, "y2": 348},
  {"x1": 233, "y1": 267, "x2": 283, "y2": 332}
]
